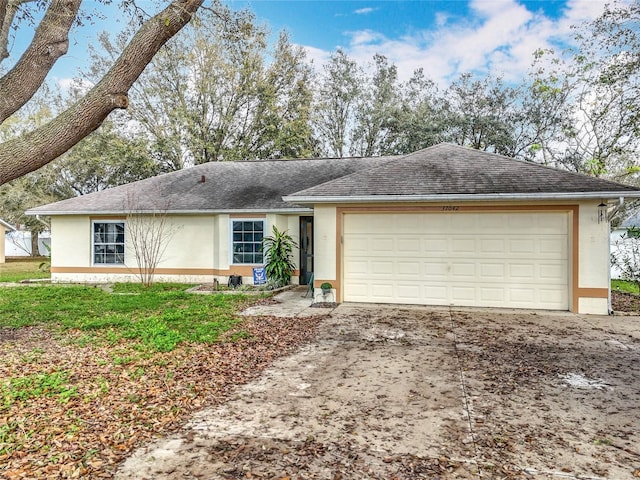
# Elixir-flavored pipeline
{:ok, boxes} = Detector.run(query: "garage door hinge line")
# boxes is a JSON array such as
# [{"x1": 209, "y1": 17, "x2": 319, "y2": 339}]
[{"x1": 448, "y1": 306, "x2": 482, "y2": 479}]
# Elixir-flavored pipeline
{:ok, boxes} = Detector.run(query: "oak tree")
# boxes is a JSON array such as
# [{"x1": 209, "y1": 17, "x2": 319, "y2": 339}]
[{"x1": 0, "y1": 0, "x2": 206, "y2": 185}]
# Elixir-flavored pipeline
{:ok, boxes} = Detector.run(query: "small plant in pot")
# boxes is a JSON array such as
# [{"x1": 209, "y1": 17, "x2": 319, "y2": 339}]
[{"x1": 320, "y1": 282, "x2": 332, "y2": 296}]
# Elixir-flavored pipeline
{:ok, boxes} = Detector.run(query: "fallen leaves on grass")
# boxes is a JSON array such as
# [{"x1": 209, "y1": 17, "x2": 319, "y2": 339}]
[{"x1": 0, "y1": 315, "x2": 321, "y2": 479}]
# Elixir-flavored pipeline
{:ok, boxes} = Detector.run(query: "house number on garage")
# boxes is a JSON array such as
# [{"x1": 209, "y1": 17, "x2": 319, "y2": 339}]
[{"x1": 441, "y1": 206, "x2": 460, "y2": 211}]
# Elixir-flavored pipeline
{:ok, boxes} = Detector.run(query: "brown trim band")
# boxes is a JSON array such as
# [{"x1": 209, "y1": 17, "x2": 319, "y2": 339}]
[
  {"x1": 229, "y1": 213, "x2": 266, "y2": 218},
  {"x1": 51, "y1": 266, "x2": 299, "y2": 277},
  {"x1": 576, "y1": 288, "x2": 608, "y2": 299}
]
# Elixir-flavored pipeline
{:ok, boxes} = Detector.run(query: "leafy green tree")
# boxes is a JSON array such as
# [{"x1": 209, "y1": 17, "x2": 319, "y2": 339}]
[
  {"x1": 51, "y1": 122, "x2": 162, "y2": 196},
  {"x1": 350, "y1": 54, "x2": 401, "y2": 157},
  {"x1": 313, "y1": 49, "x2": 363, "y2": 158},
  {"x1": 529, "y1": 1, "x2": 640, "y2": 178},
  {"x1": 443, "y1": 73, "x2": 519, "y2": 155},
  {"x1": 92, "y1": 9, "x2": 314, "y2": 166},
  {"x1": 390, "y1": 68, "x2": 447, "y2": 154}
]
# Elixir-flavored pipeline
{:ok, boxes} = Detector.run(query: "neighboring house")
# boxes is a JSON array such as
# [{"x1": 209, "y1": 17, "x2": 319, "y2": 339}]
[
  {"x1": 5, "y1": 230, "x2": 51, "y2": 257},
  {"x1": 611, "y1": 210, "x2": 640, "y2": 279},
  {"x1": 0, "y1": 219, "x2": 16, "y2": 263},
  {"x1": 26, "y1": 144, "x2": 640, "y2": 315}
]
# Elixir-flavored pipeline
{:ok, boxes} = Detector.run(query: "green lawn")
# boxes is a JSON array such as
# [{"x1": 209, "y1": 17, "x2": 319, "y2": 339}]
[
  {"x1": 0, "y1": 257, "x2": 50, "y2": 282},
  {"x1": 611, "y1": 279, "x2": 639, "y2": 295},
  {"x1": 0, "y1": 283, "x2": 254, "y2": 352}
]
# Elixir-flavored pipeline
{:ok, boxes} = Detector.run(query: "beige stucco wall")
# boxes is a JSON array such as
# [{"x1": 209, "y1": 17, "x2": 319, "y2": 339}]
[
  {"x1": 312, "y1": 205, "x2": 338, "y2": 285},
  {"x1": 0, "y1": 224, "x2": 6, "y2": 263},
  {"x1": 50, "y1": 213, "x2": 305, "y2": 285},
  {"x1": 51, "y1": 215, "x2": 216, "y2": 283},
  {"x1": 312, "y1": 201, "x2": 612, "y2": 315},
  {"x1": 577, "y1": 201, "x2": 610, "y2": 314},
  {"x1": 51, "y1": 216, "x2": 92, "y2": 268}
]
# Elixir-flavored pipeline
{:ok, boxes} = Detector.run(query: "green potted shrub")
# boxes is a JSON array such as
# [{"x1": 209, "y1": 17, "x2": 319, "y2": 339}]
[
  {"x1": 320, "y1": 282, "x2": 332, "y2": 296},
  {"x1": 262, "y1": 226, "x2": 298, "y2": 287}
]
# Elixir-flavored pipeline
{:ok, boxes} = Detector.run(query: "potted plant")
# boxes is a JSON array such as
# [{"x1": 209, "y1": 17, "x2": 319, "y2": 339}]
[
  {"x1": 262, "y1": 226, "x2": 298, "y2": 288},
  {"x1": 320, "y1": 282, "x2": 333, "y2": 296}
]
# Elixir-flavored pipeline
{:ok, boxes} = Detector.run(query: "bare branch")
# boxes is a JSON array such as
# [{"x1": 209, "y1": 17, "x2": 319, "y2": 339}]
[{"x1": 0, "y1": 0, "x2": 204, "y2": 185}]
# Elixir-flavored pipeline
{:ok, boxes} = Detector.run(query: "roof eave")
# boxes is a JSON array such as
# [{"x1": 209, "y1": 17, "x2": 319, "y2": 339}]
[
  {"x1": 0, "y1": 219, "x2": 15, "y2": 231},
  {"x1": 283, "y1": 191, "x2": 640, "y2": 204},
  {"x1": 24, "y1": 207, "x2": 314, "y2": 216}
]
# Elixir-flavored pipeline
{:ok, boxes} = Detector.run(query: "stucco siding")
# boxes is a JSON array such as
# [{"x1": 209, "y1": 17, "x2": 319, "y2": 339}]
[
  {"x1": 0, "y1": 224, "x2": 6, "y2": 263},
  {"x1": 52, "y1": 216, "x2": 92, "y2": 268},
  {"x1": 148, "y1": 216, "x2": 214, "y2": 269},
  {"x1": 310, "y1": 202, "x2": 611, "y2": 315},
  {"x1": 578, "y1": 202, "x2": 609, "y2": 289},
  {"x1": 313, "y1": 205, "x2": 338, "y2": 284}
]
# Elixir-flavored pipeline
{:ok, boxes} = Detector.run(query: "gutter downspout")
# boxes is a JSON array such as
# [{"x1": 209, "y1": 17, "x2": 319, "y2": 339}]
[{"x1": 608, "y1": 197, "x2": 625, "y2": 315}]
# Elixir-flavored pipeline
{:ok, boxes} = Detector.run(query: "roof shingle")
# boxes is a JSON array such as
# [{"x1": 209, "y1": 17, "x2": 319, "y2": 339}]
[{"x1": 285, "y1": 144, "x2": 640, "y2": 200}]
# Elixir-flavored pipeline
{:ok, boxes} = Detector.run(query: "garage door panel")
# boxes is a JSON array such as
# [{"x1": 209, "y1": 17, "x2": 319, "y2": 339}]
[
  {"x1": 371, "y1": 237, "x2": 394, "y2": 252},
  {"x1": 480, "y1": 238, "x2": 506, "y2": 254},
  {"x1": 423, "y1": 261, "x2": 448, "y2": 280},
  {"x1": 451, "y1": 262, "x2": 476, "y2": 276},
  {"x1": 480, "y1": 263, "x2": 505, "y2": 278},
  {"x1": 423, "y1": 238, "x2": 448, "y2": 254},
  {"x1": 344, "y1": 236, "x2": 369, "y2": 254},
  {"x1": 539, "y1": 263, "x2": 566, "y2": 280},
  {"x1": 452, "y1": 286, "x2": 476, "y2": 302},
  {"x1": 343, "y1": 212, "x2": 569, "y2": 310},
  {"x1": 451, "y1": 238, "x2": 476, "y2": 253},
  {"x1": 480, "y1": 287, "x2": 505, "y2": 302},
  {"x1": 397, "y1": 261, "x2": 420, "y2": 276},
  {"x1": 397, "y1": 237, "x2": 421, "y2": 253},
  {"x1": 371, "y1": 260, "x2": 394, "y2": 275},
  {"x1": 421, "y1": 284, "x2": 448, "y2": 303},
  {"x1": 396, "y1": 284, "x2": 421, "y2": 300}
]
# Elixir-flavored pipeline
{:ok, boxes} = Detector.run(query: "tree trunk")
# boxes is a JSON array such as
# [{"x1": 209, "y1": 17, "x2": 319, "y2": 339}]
[{"x1": 30, "y1": 230, "x2": 39, "y2": 257}]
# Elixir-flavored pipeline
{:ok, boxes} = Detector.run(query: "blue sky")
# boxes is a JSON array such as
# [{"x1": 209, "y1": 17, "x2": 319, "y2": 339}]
[
  {"x1": 227, "y1": 0, "x2": 608, "y2": 84},
  {"x1": 9, "y1": 0, "x2": 610, "y2": 88}
]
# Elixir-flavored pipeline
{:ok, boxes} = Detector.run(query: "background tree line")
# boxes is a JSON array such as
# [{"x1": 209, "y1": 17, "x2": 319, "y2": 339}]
[{"x1": 1, "y1": 1, "x2": 638, "y2": 249}]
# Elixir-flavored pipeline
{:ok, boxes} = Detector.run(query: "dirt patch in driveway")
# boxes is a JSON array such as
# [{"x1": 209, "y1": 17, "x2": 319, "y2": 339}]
[{"x1": 116, "y1": 307, "x2": 640, "y2": 479}]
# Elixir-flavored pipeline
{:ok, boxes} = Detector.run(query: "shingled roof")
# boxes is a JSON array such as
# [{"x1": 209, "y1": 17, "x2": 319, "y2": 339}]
[
  {"x1": 284, "y1": 143, "x2": 640, "y2": 203},
  {"x1": 26, "y1": 156, "x2": 397, "y2": 215},
  {"x1": 27, "y1": 143, "x2": 640, "y2": 216}
]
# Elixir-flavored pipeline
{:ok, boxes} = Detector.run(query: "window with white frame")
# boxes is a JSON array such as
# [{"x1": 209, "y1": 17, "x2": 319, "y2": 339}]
[
  {"x1": 231, "y1": 220, "x2": 264, "y2": 264},
  {"x1": 93, "y1": 221, "x2": 125, "y2": 265}
]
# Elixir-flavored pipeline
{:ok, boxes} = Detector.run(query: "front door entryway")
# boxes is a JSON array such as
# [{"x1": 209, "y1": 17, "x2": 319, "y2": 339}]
[{"x1": 299, "y1": 216, "x2": 314, "y2": 285}]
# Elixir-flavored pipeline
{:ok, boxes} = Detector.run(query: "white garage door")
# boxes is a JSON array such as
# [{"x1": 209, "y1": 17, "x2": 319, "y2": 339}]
[{"x1": 343, "y1": 212, "x2": 569, "y2": 310}]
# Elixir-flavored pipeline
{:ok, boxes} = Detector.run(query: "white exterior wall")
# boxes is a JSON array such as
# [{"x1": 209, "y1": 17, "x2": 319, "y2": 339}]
[
  {"x1": 49, "y1": 213, "x2": 305, "y2": 285},
  {"x1": 215, "y1": 214, "x2": 230, "y2": 272},
  {"x1": 577, "y1": 201, "x2": 610, "y2": 314},
  {"x1": 313, "y1": 205, "x2": 338, "y2": 284},
  {"x1": 0, "y1": 224, "x2": 6, "y2": 263},
  {"x1": 52, "y1": 216, "x2": 91, "y2": 268},
  {"x1": 143, "y1": 215, "x2": 214, "y2": 269},
  {"x1": 51, "y1": 215, "x2": 217, "y2": 284},
  {"x1": 311, "y1": 202, "x2": 611, "y2": 315}
]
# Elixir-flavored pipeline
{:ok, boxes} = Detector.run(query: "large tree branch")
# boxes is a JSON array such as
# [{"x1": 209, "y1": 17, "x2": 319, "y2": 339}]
[
  {"x1": 0, "y1": 0, "x2": 204, "y2": 185},
  {"x1": 0, "y1": 0, "x2": 80, "y2": 122}
]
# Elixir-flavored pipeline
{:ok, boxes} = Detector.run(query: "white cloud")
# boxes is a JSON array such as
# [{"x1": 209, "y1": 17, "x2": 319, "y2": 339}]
[
  {"x1": 353, "y1": 7, "x2": 377, "y2": 15},
  {"x1": 302, "y1": 0, "x2": 609, "y2": 86}
]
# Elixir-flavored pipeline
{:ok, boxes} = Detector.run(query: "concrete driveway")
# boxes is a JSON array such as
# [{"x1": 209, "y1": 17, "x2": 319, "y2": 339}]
[{"x1": 116, "y1": 304, "x2": 640, "y2": 479}]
